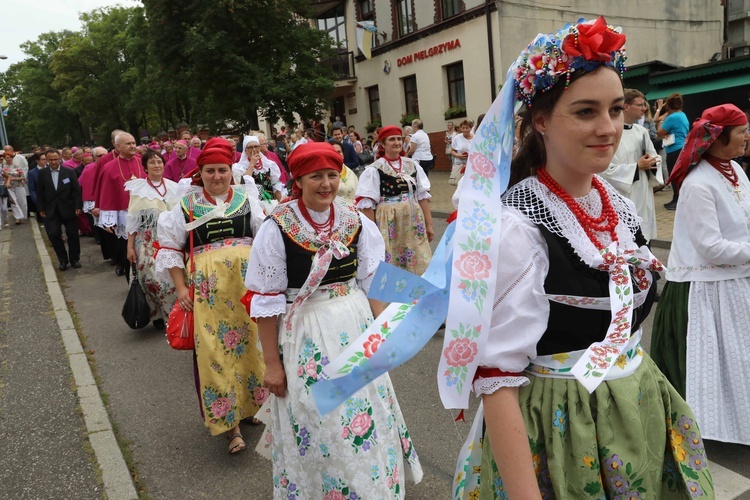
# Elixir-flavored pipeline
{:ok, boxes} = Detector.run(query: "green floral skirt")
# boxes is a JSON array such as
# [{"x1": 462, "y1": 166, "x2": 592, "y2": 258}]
[
  {"x1": 650, "y1": 281, "x2": 691, "y2": 398},
  {"x1": 478, "y1": 355, "x2": 714, "y2": 499}
]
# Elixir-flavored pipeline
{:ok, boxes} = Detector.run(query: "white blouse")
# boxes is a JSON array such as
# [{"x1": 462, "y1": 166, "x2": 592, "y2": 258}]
[
  {"x1": 231, "y1": 157, "x2": 283, "y2": 194},
  {"x1": 244, "y1": 199, "x2": 386, "y2": 318},
  {"x1": 354, "y1": 157, "x2": 431, "y2": 210},
  {"x1": 667, "y1": 159, "x2": 750, "y2": 282},
  {"x1": 155, "y1": 185, "x2": 266, "y2": 274},
  {"x1": 451, "y1": 134, "x2": 473, "y2": 165}
]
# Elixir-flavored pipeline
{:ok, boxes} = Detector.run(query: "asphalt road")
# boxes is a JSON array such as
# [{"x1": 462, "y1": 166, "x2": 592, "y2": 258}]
[{"x1": 5, "y1": 214, "x2": 750, "y2": 499}]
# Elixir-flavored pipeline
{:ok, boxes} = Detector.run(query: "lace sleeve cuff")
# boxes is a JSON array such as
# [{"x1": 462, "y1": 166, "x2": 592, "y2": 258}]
[
  {"x1": 356, "y1": 197, "x2": 376, "y2": 209},
  {"x1": 155, "y1": 249, "x2": 185, "y2": 274},
  {"x1": 251, "y1": 294, "x2": 287, "y2": 318},
  {"x1": 473, "y1": 375, "x2": 530, "y2": 396}
]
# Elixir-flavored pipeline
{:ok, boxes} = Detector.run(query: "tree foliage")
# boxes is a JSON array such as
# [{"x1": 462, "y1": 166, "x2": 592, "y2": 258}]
[{"x1": 0, "y1": 1, "x2": 338, "y2": 149}]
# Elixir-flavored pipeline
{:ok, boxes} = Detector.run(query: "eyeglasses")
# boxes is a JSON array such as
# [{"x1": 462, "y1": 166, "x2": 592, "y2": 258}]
[{"x1": 246, "y1": 145, "x2": 261, "y2": 150}]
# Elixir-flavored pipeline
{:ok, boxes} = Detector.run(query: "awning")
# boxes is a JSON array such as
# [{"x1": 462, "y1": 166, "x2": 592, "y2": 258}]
[{"x1": 646, "y1": 73, "x2": 750, "y2": 99}]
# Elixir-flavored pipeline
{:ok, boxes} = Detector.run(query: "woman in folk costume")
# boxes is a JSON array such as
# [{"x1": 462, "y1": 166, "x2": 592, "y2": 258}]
[
  {"x1": 124, "y1": 150, "x2": 183, "y2": 329},
  {"x1": 651, "y1": 104, "x2": 750, "y2": 446},
  {"x1": 245, "y1": 142, "x2": 423, "y2": 498},
  {"x1": 355, "y1": 125, "x2": 434, "y2": 275},
  {"x1": 232, "y1": 135, "x2": 284, "y2": 207},
  {"x1": 156, "y1": 137, "x2": 267, "y2": 455},
  {"x1": 438, "y1": 17, "x2": 713, "y2": 499}
]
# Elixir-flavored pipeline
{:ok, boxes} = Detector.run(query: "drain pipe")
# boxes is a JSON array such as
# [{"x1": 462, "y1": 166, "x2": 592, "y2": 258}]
[{"x1": 486, "y1": 0, "x2": 497, "y2": 101}]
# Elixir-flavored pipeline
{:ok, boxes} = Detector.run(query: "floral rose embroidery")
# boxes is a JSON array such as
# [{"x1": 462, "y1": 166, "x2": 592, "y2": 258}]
[
  {"x1": 562, "y1": 16, "x2": 625, "y2": 62},
  {"x1": 444, "y1": 338, "x2": 478, "y2": 367},
  {"x1": 223, "y1": 329, "x2": 239, "y2": 349},
  {"x1": 305, "y1": 359, "x2": 318, "y2": 379},
  {"x1": 454, "y1": 251, "x2": 492, "y2": 280},
  {"x1": 324, "y1": 492, "x2": 347, "y2": 500},
  {"x1": 341, "y1": 426, "x2": 350, "y2": 438},
  {"x1": 349, "y1": 412, "x2": 373, "y2": 437},
  {"x1": 363, "y1": 333, "x2": 384, "y2": 358},
  {"x1": 469, "y1": 152, "x2": 495, "y2": 179},
  {"x1": 211, "y1": 398, "x2": 231, "y2": 418},
  {"x1": 253, "y1": 387, "x2": 269, "y2": 406},
  {"x1": 199, "y1": 281, "x2": 210, "y2": 298}
]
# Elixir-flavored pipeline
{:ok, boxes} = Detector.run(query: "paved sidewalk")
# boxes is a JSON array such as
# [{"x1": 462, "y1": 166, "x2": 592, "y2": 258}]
[{"x1": 0, "y1": 223, "x2": 101, "y2": 498}]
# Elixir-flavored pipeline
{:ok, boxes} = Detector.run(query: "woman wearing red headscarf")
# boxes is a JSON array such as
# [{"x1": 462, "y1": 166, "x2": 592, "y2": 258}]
[
  {"x1": 355, "y1": 125, "x2": 433, "y2": 276},
  {"x1": 651, "y1": 104, "x2": 750, "y2": 445},
  {"x1": 156, "y1": 137, "x2": 267, "y2": 455},
  {"x1": 245, "y1": 142, "x2": 423, "y2": 498}
]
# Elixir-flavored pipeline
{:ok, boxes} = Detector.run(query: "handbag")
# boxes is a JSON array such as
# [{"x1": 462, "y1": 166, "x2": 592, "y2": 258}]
[
  {"x1": 166, "y1": 210, "x2": 196, "y2": 350},
  {"x1": 357, "y1": 151, "x2": 374, "y2": 166},
  {"x1": 121, "y1": 268, "x2": 152, "y2": 329},
  {"x1": 0, "y1": 185, "x2": 8, "y2": 198}
]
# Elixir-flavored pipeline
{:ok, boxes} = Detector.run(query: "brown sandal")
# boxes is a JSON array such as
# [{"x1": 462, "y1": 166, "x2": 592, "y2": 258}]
[{"x1": 227, "y1": 430, "x2": 246, "y2": 455}]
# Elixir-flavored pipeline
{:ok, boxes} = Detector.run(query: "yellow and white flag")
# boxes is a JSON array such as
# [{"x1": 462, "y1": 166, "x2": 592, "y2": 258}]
[
  {"x1": 0, "y1": 95, "x2": 7, "y2": 108},
  {"x1": 355, "y1": 21, "x2": 377, "y2": 60}
]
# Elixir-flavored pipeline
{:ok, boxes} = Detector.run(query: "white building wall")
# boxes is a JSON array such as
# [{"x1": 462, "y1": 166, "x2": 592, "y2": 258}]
[{"x1": 322, "y1": 0, "x2": 723, "y2": 142}]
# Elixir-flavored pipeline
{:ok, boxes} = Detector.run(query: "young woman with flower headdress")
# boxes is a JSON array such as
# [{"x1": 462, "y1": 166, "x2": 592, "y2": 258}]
[
  {"x1": 441, "y1": 17, "x2": 714, "y2": 499},
  {"x1": 155, "y1": 137, "x2": 267, "y2": 455},
  {"x1": 355, "y1": 125, "x2": 434, "y2": 275},
  {"x1": 244, "y1": 142, "x2": 423, "y2": 498},
  {"x1": 651, "y1": 104, "x2": 750, "y2": 447}
]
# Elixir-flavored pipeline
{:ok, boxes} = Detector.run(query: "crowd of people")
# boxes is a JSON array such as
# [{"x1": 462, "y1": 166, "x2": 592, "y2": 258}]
[{"x1": 4, "y1": 14, "x2": 750, "y2": 499}]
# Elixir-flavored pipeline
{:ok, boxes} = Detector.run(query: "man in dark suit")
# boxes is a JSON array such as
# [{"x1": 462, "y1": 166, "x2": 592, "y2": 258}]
[
  {"x1": 36, "y1": 149, "x2": 83, "y2": 270},
  {"x1": 329, "y1": 127, "x2": 360, "y2": 171}
]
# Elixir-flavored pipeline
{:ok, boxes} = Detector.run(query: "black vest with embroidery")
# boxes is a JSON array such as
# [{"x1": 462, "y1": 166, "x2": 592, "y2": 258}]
[
  {"x1": 533, "y1": 224, "x2": 657, "y2": 355},
  {"x1": 271, "y1": 202, "x2": 362, "y2": 289},
  {"x1": 378, "y1": 170, "x2": 411, "y2": 197},
  {"x1": 181, "y1": 192, "x2": 254, "y2": 246}
]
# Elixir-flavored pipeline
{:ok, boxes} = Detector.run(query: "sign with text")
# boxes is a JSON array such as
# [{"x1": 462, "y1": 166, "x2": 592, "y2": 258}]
[{"x1": 397, "y1": 39, "x2": 461, "y2": 67}]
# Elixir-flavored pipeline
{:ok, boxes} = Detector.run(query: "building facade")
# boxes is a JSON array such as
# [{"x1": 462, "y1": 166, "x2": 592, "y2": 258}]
[{"x1": 308, "y1": 0, "x2": 724, "y2": 170}]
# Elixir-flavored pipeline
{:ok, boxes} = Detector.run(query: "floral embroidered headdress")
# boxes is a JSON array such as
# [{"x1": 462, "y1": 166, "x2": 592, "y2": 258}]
[{"x1": 513, "y1": 16, "x2": 626, "y2": 108}]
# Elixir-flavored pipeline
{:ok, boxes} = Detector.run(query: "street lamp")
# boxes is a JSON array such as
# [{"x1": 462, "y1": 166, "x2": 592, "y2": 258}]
[{"x1": 0, "y1": 55, "x2": 7, "y2": 60}]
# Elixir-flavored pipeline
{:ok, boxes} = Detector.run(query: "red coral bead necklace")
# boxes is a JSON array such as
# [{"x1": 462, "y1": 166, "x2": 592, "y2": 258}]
[
  {"x1": 298, "y1": 196, "x2": 335, "y2": 234},
  {"x1": 537, "y1": 167, "x2": 619, "y2": 250}
]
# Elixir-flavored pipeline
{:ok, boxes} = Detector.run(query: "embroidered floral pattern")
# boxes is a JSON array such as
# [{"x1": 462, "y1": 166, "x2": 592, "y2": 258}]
[
  {"x1": 193, "y1": 270, "x2": 218, "y2": 308},
  {"x1": 247, "y1": 373, "x2": 268, "y2": 407},
  {"x1": 340, "y1": 398, "x2": 377, "y2": 453},
  {"x1": 443, "y1": 324, "x2": 481, "y2": 393},
  {"x1": 209, "y1": 320, "x2": 250, "y2": 358},
  {"x1": 202, "y1": 386, "x2": 238, "y2": 427}
]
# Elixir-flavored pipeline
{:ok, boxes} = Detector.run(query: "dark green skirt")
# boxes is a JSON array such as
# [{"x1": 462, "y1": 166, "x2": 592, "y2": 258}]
[
  {"x1": 479, "y1": 355, "x2": 714, "y2": 499},
  {"x1": 650, "y1": 281, "x2": 691, "y2": 398}
]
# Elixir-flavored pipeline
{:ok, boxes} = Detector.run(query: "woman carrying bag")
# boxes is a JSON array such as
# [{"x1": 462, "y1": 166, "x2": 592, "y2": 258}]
[{"x1": 156, "y1": 137, "x2": 267, "y2": 455}]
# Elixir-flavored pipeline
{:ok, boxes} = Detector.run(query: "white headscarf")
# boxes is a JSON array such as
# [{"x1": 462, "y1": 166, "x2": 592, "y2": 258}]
[{"x1": 232, "y1": 135, "x2": 260, "y2": 171}]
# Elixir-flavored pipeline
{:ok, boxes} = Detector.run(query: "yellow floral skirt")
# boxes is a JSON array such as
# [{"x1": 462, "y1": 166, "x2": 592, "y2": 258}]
[
  {"x1": 190, "y1": 238, "x2": 266, "y2": 436},
  {"x1": 375, "y1": 199, "x2": 432, "y2": 276}
]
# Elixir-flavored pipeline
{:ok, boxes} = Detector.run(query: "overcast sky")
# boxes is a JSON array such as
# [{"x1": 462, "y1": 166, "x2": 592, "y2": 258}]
[{"x1": 0, "y1": 0, "x2": 138, "y2": 73}]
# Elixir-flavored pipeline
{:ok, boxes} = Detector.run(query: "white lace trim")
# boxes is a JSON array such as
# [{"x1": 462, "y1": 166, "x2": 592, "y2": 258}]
[
  {"x1": 126, "y1": 209, "x2": 160, "y2": 235},
  {"x1": 355, "y1": 197, "x2": 376, "y2": 210},
  {"x1": 155, "y1": 249, "x2": 185, "y2": 274},
  {"x1": 503, "y1": 176, "x2": 642, "y2": 264},
  {"x1": 83, "y1": 200, "x2": 95, "y2": 213},
  {"x1": 473, "y1": 376, "x2": 530, "y2": 396},
  {"x1": 124, "y1": 178, "x2": 183, "y2": 202},
  {"x1": 250, "y1": 294, "x2": 287, "y2": 318}
]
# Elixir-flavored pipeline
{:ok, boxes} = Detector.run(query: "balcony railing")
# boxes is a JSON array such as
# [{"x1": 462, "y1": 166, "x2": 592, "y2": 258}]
[{"x1": 324, "y1": 51, "x2": 356, "y2": 80}]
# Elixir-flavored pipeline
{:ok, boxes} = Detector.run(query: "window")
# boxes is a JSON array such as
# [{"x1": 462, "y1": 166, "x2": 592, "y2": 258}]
[
  {"x1": 317, "y1": 4, "x2": 347, "y2": 50},
  {"x1": 403, "y1": 75, "x2": 419, "y2": 116},
  {"x1": 396, "y1": 0, "x2": 414, "y2": 37},
  {"x1": 446, "y1": 62, "x2": 466, "y2": 108},
  {"x1": 442, "y1": 0, "x2": 461, "y2": 19},
  {"x1": 368, "y1": 86, "x2": 381, "y2": 122},
  {"x1": 360, "y1": 0, "x2": 374, "y2": 20}
]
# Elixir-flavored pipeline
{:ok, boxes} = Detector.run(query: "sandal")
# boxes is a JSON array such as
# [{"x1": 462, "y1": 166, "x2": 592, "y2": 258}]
[{"x1": 227, "y1": 430, "x2": 246, "y2": 455}]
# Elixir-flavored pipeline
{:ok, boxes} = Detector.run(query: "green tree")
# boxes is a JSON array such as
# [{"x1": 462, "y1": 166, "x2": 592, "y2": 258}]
[{"x1": 142, "y1": 0, "x2": 338, "y2": 131}]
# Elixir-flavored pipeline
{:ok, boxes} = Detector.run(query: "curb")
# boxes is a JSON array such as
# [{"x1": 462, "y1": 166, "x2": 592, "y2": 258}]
[{"x1": 31, "y1": 222, "x2": 138, "y2": 500}]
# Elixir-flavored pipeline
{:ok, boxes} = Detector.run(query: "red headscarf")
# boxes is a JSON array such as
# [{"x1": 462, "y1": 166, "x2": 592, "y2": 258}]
[
  {"x1": 287, "y1": 142, "x2": 343, "y2": 198},
  {"x1": 186, "y1": 137, "x2": 236, "y2": 186},
  {"x1": 376, "y1": 125, "x2": 405, "y2": 159},
  {"x1": 668, "y1": 104, "x2": 748, "y2": 188}
]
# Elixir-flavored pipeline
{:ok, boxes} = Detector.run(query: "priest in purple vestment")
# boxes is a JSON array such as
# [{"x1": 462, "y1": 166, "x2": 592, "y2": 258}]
[{"x1": 164, "y1": 140, "x2": 197, "y2": 182}]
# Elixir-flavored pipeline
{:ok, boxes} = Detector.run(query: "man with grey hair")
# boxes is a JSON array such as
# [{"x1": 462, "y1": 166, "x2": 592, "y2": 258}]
[
  {"x1": 97, "y1": 132, "x2": 144, "y2": 279},
  {"x1": 88, "y1": 130, "x2": 124, "y2": 261},
  {"x1": 407, "y1": 119, "x2": 434, "y2": 176}
]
